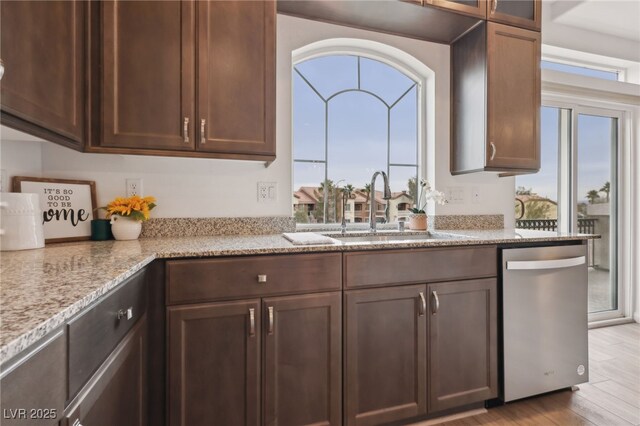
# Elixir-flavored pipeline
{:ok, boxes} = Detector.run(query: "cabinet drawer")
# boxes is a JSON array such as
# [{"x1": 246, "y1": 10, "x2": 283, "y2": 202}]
[
  {"x1": 344, "y1": 246, "x2": 497, "y2": 288},
  {"x1": 166, "y1": 253, "x2": 342, "y2": 305},
  {"x1": 68, "y1": 269, "x2": 147, "y2": 398}
]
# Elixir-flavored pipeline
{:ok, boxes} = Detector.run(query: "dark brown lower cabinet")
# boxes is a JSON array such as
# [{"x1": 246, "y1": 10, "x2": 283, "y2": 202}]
[
  {"x1": 345, "y1": 285, "x2": 427, "y2": 426},
  {"x1": 167, "y1": 299, "x2": 261, "y2": 426},
  {"x1": 63, "y1": 315, "x2": 148, "y2": 426},
  {"x1": 0, "y1": 330, "x2": 66, "y2": 426},
  {"x1": 263, "y1": 292, "x2": 342, "y2": 426},
  {"x1": 427, "y1": 279, "x2": 498, "y2": 412}
]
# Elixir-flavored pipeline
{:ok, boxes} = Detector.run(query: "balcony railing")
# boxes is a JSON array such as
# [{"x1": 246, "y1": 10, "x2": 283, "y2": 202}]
[
  {"x1": 516, "y1": 218, "x2": 598, "y2": 267},
  {"x1": 515, "y1": 218, "x2": 597, "y2": 234}
]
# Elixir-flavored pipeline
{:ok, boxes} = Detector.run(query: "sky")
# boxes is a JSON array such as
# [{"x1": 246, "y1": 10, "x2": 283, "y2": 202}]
[
  {"x1": 516, "y1": 107, "x2": 615, "y2": 205},
  {"x1": 293, "y1": 55, "x2": 418, "y2": 195},
  {"x1": 293, "y1": 56, "x2": 616, "y2": 208}
]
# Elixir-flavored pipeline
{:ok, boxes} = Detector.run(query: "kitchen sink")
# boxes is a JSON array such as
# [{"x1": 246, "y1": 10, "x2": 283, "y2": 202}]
[{"x1": 333, "y1": 232, "x2": 470, "y2": 243}]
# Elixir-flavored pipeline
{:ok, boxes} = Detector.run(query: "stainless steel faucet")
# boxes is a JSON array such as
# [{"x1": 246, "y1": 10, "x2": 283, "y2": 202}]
[{"x1": 369, "y1": 170, "x2": 392, "y2": 233}]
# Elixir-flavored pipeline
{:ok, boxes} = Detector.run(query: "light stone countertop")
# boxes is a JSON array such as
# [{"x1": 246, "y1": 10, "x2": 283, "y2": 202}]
[{"x1": 0, "y1": 229, "x2": 596, "y2": 365}]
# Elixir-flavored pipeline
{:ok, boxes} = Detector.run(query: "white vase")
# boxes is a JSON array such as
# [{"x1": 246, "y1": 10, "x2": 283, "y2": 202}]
[{"x1": 110, "y1": 216, "x2": 142, "y2": 240}]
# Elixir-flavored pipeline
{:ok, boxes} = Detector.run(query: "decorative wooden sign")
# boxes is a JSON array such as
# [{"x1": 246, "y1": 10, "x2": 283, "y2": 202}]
[{"x1": 12, "y1": 177, "x2": 97, "y2": 243}]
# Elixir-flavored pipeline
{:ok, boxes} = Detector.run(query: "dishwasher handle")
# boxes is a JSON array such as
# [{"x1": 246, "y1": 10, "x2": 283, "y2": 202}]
[{"x1": 506, "y1": 256, "x2": 585, "y2": 271}]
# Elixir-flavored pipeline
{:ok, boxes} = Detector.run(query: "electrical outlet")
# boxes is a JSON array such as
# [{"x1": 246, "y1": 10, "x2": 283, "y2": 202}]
[
  {"x1": 126, "y1": 178, "x2": 143, "y2": 197},
  {"x1": 257, "y1": 182, "x2": 277, "y2": 203},
  {"x1": 0, "y1": 169, "x2": 6, "y2": 192}
]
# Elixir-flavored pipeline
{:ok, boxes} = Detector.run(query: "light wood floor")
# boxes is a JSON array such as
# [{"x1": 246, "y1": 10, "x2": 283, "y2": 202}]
[{"x1": 440, "y1": 323, "x2": 640, "y2": 426}]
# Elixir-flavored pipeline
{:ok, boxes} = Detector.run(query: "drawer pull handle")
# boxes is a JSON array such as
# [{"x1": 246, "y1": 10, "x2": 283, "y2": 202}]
[
  {"x1": 418, "y1": 292, "x2": 426, "y2": 316},
  {"x1": 249, "y1": 308, "x2": 255, "y2": 337},
  {"x1": 432, "y1": 291, "x2": 440, "y2": 315},
  {"x1": 257, "y1": 274, "x2": 267, "y2": 283},
  {"x1": 200, "y1": 119, "x2": 206, "y2": 144},
  {"x1": 268, "y1": 306, "x2": 274, "y2": 335},
  {"x1": 117, "y1": 307, "x2": 133, "y2": 321}
]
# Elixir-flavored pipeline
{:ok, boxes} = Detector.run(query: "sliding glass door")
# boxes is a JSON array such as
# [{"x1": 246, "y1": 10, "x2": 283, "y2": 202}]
[
  {"x1": 516, "y1": 105, "x2": 623, "y2": 321},
  {"x1": 576, "y1": 112, "x2": 619, "y2": 315}
]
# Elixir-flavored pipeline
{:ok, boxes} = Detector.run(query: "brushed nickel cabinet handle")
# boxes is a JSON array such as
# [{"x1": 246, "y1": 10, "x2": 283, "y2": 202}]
[
  {"x1": 490, "y1": 142, "x2": 497, "y2": 161},
  {"x1": 183, "y1": 117, "x2": 190, "y2": 143},
  {"x1": 249, "y1": 308, "x2": 255, "y2": 337},
  {"x1": 491, "y1": 0, "x2": 498, "y2": 13},
  {"x1": 432, "y1": 291, "x2": 440, "y2": 315},
  {"x1": 418, "y1": 292, "x2": 426, "y2": 317},
  {"x1": 117, "y1": 307, "x2": 133, "y2": 321},
  {"x1": 200, "y1": 119, "x2": 206, "y2": 144},
  {"x1": 257, "y1": 274, "x2": 267, "y2": 284},
  {"x1": 267, "y1": 306, "x2": 274, "y2": 335}
]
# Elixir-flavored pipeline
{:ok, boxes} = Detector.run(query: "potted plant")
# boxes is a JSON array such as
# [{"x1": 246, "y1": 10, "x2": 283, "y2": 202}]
[
  {"x1": 102, "y1": 195, "x2": 156, "y2": 240},
  {"x1": 409, "y1": 180, "x2": 445, "y2": 230}
]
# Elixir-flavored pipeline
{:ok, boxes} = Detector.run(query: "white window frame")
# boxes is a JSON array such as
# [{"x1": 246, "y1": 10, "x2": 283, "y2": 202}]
[
  {"x1": 291, "y1": 39, "x2": 434, "y2": 227},
  {"x1": 542, "y1": 82, "x2": 637, "y2": 326}
]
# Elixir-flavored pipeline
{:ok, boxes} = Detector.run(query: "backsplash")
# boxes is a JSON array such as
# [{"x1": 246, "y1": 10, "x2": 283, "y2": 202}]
[
  {"x1": 140, "y1": 217, "x2": 296, "y2": 238},
  {"x1": 429, "y1": 214, "x2": 504, "y2": 230}
]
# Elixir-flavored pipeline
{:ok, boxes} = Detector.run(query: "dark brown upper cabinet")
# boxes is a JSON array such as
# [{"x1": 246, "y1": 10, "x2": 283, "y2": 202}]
[
  {"x1": 263, "y1": 293, "x2": 342, "y2": 426},
  {"x1": 427, "y1": 279, "x2": 498, "y2": 412},
  {"x1": 344, "y1": 285, "x2": 427, "y2": 426},
  {"x1": 91, "y1": 0, "x2": 275, "y2": 161},
  {"x1": 95, "y1": 0, "x2": 195, "y2": 152},
  {"x1": 197, "y1": 0, "x2": 275, "y2": 158},
  {"x1": 0, "y1": 0, "x2": 85, "y2": 150},
  {"x1": 487, "y1": 0, "x2": 541, "y2": 31},
  {"x1": 451, "y1": 21, "x2": 540, "y2": 175},
  {"x1": 425, "y1": 0, "x2": 487, "y2": 19}
]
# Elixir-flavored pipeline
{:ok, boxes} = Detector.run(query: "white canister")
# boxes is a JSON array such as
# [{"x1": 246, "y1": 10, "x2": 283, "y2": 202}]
[{"x1": 0, "y1": 193, "x2": 45, "y2": 251}]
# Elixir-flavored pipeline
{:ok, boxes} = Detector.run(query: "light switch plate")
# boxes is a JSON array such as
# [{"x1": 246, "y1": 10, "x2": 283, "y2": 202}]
[{"x1": 445, "y1": 186, "x2": 465, "y2": 204}]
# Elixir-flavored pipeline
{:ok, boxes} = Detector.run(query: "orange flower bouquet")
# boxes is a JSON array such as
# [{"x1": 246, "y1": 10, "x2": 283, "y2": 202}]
[{"x1": 103, "y1": 195, "x2": 157, "y2": 221}]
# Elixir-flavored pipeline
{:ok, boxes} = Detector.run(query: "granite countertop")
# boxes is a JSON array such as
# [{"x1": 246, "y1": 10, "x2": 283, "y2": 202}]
[{"x1": 0, "y1": 229, "x2": 596, "y2": 365}]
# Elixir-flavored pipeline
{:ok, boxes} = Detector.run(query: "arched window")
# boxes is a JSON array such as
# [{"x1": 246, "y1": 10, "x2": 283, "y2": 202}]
[{"x1": 292, "y1": 52, "x2": 422, "y2": 224}]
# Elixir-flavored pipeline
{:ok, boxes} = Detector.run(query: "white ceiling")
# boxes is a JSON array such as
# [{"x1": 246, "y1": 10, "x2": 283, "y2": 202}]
[{"x1": 547, "y1": 0, "x2": 640, "y2": 43}]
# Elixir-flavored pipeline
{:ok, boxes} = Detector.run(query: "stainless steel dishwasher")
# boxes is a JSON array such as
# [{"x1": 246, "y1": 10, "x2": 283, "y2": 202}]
[{"x1": 502, "y1": 244, "x2": 589, "y2": 402}]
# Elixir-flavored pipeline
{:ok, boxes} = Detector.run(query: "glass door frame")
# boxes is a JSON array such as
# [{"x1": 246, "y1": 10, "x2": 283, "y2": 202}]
[{"x1": 542, "y1": 96, "x2": 631, "y2": 324}]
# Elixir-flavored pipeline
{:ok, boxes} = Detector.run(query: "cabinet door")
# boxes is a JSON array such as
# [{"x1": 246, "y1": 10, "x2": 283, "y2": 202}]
[
  {"x1": 1, "y1": 331, "x2": 66, "y2": 426},
  {"x1": 196, "y1": 0, "x2": 275, "y2": 157},
  {"x1": 428, "y1": 279, "x2": 497, "y2": 412},
  {"x1": 487, "y1": 0, "x2": 541, "y2": 31},
  {"x1": 64, "y1": 315, "x2": 147, "y2": 426},
  {"x1": 99, "y1": 0, "x2": 195, "y2": 151},
  {"x1": 263, "y1": 292, "x2": 342, "y2": 426},
  {"x1": 345, "y1": 285, "x2": 427, "y2": 426},
  {"x1": 0, "y1": 0, "x2": 85, "y2": 147},
  {"x1": 427, "y1": 0, "x2": 487, "y2": 18},
  {"x1": 168, "y1": 300, "x2": 260, "y2": 426},
  {"x1": 486, "y1": 23, "x2": 540, "y2": 171}
]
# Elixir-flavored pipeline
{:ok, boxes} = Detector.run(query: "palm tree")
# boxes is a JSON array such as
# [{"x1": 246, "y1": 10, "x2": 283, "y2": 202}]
[
  {"x1": 363, "y1": 183, "x2": 371, "y2": 202},
  {"x1": 586, "y1": 190, "x2": 600, "y2": 204},
  {"x1": 600, "y1": 181, "x2": 610, "y2": 202}
]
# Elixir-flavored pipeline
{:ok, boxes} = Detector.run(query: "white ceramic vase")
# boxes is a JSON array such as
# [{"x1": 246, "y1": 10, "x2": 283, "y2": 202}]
[{"x1": 110, "y1": 216, "x2": 142, "y2": 240}]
